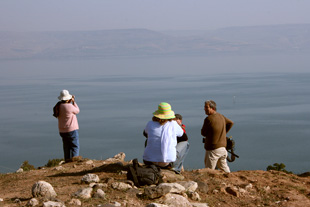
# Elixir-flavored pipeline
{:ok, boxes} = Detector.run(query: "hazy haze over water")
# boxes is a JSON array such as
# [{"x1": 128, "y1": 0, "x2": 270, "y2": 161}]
[{"x1": 0, "y1": 55, "x2": 309, "y2": 174}]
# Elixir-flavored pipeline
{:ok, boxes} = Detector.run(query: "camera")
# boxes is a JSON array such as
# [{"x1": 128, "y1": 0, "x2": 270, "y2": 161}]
[{"x1": 202, "y1": 138, "x2": 206, "y2": 143}]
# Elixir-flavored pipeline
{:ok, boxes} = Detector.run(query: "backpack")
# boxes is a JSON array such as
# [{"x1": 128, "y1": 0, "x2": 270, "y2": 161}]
[
  {"x1": 226, "y1": 136, "x2": 239, "y2": 162},
  {"x1": 127, "y1": 158, "x2": 163, "y2": 187}
]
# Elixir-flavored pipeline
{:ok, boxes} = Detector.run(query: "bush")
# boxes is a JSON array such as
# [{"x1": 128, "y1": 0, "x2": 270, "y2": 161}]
[
  {"x1": 267, "y1": 163, "x2": 292, "y2": 174},
  {"x1": 45, "y1": 158, "x2": 64, "y2": 167},
  {"x1": 21, "y1": 160, "x2": 36, "y2": 171}
]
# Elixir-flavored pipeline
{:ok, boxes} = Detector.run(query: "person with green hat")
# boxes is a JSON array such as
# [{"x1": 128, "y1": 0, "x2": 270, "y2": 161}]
[{"x1": 143, "y1": 102, "x2": 184, "y2": 171}]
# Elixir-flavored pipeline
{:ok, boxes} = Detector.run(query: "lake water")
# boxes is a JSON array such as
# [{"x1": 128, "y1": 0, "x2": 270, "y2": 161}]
[{"x1": 0, "y1": 55, "x2": 309, "y2": 174}]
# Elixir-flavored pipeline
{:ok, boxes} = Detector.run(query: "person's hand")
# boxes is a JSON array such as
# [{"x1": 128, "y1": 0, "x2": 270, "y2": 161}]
[{"x1": 71, "y1": 95, "x2": 75, "y2": 104}]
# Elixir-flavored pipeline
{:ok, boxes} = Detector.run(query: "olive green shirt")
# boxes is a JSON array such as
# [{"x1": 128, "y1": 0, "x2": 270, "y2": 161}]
[{"x1": 201, "y1": 113, "x2": 234, "y2": 150}]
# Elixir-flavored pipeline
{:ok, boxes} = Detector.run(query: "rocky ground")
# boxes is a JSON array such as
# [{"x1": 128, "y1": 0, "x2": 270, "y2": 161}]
[{"x1": 0, "y1": 153, "x2": 309, "y2": 207}]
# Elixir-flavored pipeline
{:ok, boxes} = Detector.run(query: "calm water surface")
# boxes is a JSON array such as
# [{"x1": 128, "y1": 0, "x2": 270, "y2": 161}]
[{"x1": 0, "y1": 56, "x2": 309, "y2": 174}]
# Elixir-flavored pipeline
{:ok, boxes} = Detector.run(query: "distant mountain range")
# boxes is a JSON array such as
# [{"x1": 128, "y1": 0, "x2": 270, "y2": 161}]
[{"x1": 1, "y1": 24, "x2": 310, "y2": 60}]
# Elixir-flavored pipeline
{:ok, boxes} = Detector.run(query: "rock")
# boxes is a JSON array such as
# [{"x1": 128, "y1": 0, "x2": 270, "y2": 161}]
[
  {"x1": 42, "y1": 201, "x2": 65, "y2": 207},
  {"x1": 85, "y1": 160, "x2": 94, "y2": 165},
  {"x1": 191, "y1": 203, "x2": 209, "y2": 207},
  {"x1": 144, "y1": 183, "x2": 186, "y2": 199},
  {"x1": 54, "y1": 166, "x2": 64, "y2": 171},
  {"x1": 111, "y1": 182, "x2": 132, "y2": 190},
  {"x1": 32, "y1": 181, "x2": 57, "y2": 199},
  {"x1": 161, "y1": 170, "x2": 185, "y2": 182},
  {"x1": 196, "y1": 180, "x2": 209, "y2": 193},
  {"x1": 68, "y1": 198, "x2": 81, "y2": 206},
  {"x1": 81, "y1": 173, "x2": 100, "y2": 183},
  {"x1": 162, "y1": 193, "x2": 192, "y2": 207},
  {"x1": 225, "y1": 187, "x2": 240, "y2": 197},
  {"x1": 16, "y1": 168, "x2": 23, "y2": 173},
  {"x1": 14, "y1": 198, "x2": 21, "y2": 204},
  {"x1": 245, "y1": 183, "x2": 253, "y2": 190},
  {"x1": 59, "y1": 161, "x2": 65, "y2": 165},
  {"x1": 27, "y1": 198, "x2": 39, "y2": 206},
  {"x1": 93, "y1": 189, "x2": 106, "y2": 198},
  {"x1": 105, "y1": 152, "x2": 126, "y2": 162},
  {"x1": 157, "y1": 183, "x2": 186, "y2": 194},
  {"x1": 98, "y1": 201, "x2": 121, "y2": 207},
  {"x1": 176, "y1": 181, "x2": 198, "y2": 192},
  {"x1": 146, "y1": 203, "x2": 169, "y2": 207},
  {"x1": 74, "y1": 187, "x2": 93, "y2": 199},
  {"x1": 110, "y1": 201, "x2": 121, "y2": 206},
  {"x1": 187, "y1": 191, "x2": 201, "y2": 201},
  {"x1": 90, "y1": 183, "x2": 106, "y2": 188}
]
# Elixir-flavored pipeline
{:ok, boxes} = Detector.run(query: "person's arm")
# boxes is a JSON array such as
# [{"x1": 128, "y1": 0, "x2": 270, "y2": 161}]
[
  {"x1": 225, "y1": 117, "x2": 234, "y2": 133},
  {"x1": 201, "y1": 118, "x2": 209, "y2": 137},
  {"x1": 71, "y1": 102, "x2": 80, "y2": 114},
  {"x1": 177, "y1": 133, "x2": 188, "y2": 142},
  {"x1": 143, "y1": 130, "x2": 148, "y2": 138}
]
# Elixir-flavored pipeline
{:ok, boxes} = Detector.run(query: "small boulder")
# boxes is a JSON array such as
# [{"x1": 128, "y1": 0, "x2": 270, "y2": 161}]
[
  {"x1": 81, "y1": 173, "x2": 100, "y2": 184},
  {"x1": 74, "y1": 187, "x2": 93, "y2": 199},
  {"x1": 32, "y1": 181, "x2": 57, "y2": 199}
]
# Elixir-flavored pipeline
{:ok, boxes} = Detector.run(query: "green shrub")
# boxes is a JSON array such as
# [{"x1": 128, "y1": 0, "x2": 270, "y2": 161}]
[
  {"x1": 21, "y1": 160, "x2": 36, "y2": 171},
  {"x1": 45, "y1": 158, "x2": 64, "y2": 167},
  {"x1": 267, "y1": 163, "x2": 292, "y2": 174}
]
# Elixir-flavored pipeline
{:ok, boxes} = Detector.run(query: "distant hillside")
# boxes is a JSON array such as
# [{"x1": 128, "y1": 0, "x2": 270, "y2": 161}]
[{"x1": 1, "y1": 24, "x2": 310, "y2": 60}]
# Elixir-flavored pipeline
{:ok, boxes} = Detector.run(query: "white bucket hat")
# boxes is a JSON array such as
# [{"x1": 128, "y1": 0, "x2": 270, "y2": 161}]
[{"x1": 58, "y1": 90, "x2": 72, "y2": 101}]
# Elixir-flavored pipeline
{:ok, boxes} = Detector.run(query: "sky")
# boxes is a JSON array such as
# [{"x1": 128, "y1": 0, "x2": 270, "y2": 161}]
[{"x1": 1, "y1": 0, "x2": 310, "y2": 32}]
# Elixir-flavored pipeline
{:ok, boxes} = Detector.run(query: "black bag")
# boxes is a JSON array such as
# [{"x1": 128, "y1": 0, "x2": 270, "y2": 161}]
[
  {"x1": 127, "y1": 158, "x2": 163, "y2": 187},
  {"x1": 226, "y1": 136, "x2": 239, "y2": 162}
]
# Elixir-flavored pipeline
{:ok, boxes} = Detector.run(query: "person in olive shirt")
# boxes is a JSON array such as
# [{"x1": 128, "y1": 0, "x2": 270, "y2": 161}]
[{"x1": 201, "y1": 100, "x2": 233, "y2": 172}]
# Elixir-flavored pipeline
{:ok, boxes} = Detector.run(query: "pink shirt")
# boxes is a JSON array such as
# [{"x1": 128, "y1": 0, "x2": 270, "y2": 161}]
[{"x1": 58, "y1": 102, "x2": 80, "y2": 133}]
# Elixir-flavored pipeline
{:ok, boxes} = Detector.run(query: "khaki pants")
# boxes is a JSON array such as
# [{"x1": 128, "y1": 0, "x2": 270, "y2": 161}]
[{"x1": 204, "y1": 147, "x2": 230, "y2": 173}]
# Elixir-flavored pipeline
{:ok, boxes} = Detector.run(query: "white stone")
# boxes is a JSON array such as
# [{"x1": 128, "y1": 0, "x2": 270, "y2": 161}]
[
  {"x1": 146, "y1": 203, "x2": 169, "y2": 207},
  {"x1": 111, "y1": 182, "x2": 132, "y2": 190},
  {"x1": 43, "y1": 201, "x2": 65, "y2": 207},
  {"x1": 81, "y1": 173, "x2": 100, "y2": 183},
  {"x1": 110, "y1": 201, "x2": 121, "y2": 206},
  {"x1": 162, "y1": 193, "x2": 192, "y2": 207},
  {"x1": 191, "y1": 203, "x2": 209, "y2": 207},
  {"x1": 68, "y1": 198, "x2": 81, "y2": 206},
  {"x1": 245, "y1": 183, "x2": 253, "y2": 190},
  {"x1": 85, "y1": 160, "x2": 94, "y2": 165},
  {"x1": 32, "y1": 181, "x2": 57, "y2": 199},
  {"x1": 59, "y1": 161, "x2": 65, "y2": 165},
  {"x1": 93, "y1": 189, "x2": 106, "y2": 198},
  {"x1": 54, "y1": 166, "x2": 64, "y2": 171},
  {"x1": 27, "y1": 198, "x2": 39, "y2": 206},
  {"x1": 157, "y1": 183, "x2": 186, "y2": 194},
  {"x1": 74, "y1": 187, "x2": 93, "y2": 199},
  {"x1": 176, "y1": 181, "x2": 198, "y2": 192},
  {"x1": 16, "y1": 168, "x2": 23, "y2": 173},
  {"x1": 187, "y1": 191, "x2": 201, "y2": 201}
]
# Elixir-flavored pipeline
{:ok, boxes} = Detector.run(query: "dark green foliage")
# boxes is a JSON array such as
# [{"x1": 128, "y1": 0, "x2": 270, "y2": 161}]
[
  {"x1": 45, "y1": 158, "x2": 64, "y2": 167},
  {"x1": 21, "y1": 160, "x2": 35, "y2": 171},
  {"x1": 267, "y1": 163, "x2": 292, "y2": 174}
]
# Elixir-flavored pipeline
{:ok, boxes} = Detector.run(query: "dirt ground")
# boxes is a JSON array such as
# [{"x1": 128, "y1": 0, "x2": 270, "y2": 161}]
[{"x1": 0, "y1": 158, "x2": 309, "y2": 207}]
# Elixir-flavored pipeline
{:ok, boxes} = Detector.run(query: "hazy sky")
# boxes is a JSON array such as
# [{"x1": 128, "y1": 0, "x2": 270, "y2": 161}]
[{"x1": 1, "y1": 0, "x2": 310, "y2": 32}]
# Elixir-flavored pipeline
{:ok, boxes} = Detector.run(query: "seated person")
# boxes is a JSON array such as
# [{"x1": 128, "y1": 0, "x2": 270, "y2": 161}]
[
  {"x1": 172, "y1": 114, "x2": 190, "y2": 174},
  {"x1": 143, "y1": 102, "x2": 183, "y2": 170}
]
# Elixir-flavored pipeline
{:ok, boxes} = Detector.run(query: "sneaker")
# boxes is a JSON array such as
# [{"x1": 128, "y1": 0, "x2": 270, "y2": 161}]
[{"x1": 72, "y1": 156, "x2": 83, "y2": 162}]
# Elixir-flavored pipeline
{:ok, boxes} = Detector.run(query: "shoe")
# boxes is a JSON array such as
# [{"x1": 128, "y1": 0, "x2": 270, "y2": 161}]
[{"x1": 72, "y1": 156, "x2": 83, "y2": 162}]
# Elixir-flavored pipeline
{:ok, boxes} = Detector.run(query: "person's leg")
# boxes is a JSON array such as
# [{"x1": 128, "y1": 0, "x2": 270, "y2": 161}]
[
  {"x1": 172, "y1": 141, "x2": 190, "y2": 173},
  {"x1": 204, "y1": 149, "x2": 221, "y2": 170},
  {"x1": 69, "y1": 130, "x2": 80, "y2": 158},
  {"x1": 216, "y1": 147, "x2": 230, "y2": 173},
  {"x1": 60, "y1": 132, "x2": 71, "y2": 161}
]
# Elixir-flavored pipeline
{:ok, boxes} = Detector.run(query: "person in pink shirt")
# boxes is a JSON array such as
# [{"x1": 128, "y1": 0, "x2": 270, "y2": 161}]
[{"x1": 53, "y1": 90, "x2": 80, "y2": 162}]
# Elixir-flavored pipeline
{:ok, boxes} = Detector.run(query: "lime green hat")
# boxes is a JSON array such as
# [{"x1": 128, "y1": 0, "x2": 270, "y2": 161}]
[{"x1": 153, "y1": 102, "x2": 175, "y2": 119}]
